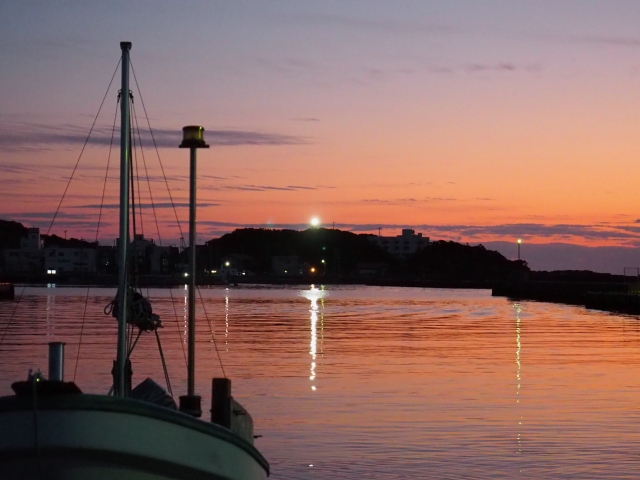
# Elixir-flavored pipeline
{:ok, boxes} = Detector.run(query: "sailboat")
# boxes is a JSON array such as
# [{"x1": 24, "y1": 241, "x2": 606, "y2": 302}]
[{"x1": 0, "y1": 42, "x2": 269, "y2": 479}]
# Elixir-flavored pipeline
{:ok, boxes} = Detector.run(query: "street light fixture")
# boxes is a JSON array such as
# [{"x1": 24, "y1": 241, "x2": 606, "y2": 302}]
[
  {"x1": 178, "y1": 125, "x2": 209, "y2": 418},
  {"x1": 517, "y1": 239, "x2": 522, "y2": 260}
]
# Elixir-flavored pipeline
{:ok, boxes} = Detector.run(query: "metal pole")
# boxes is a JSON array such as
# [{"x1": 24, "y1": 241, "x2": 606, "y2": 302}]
[
  {"x1": 116, "y1": 41, "x2": 131, "y2": 397},
  {"x1": 48, "y1": 342, "x2": 65, "y2": 382},
  {"x1": 188, "y1": 147, "x2": 197, "y2": 397}
]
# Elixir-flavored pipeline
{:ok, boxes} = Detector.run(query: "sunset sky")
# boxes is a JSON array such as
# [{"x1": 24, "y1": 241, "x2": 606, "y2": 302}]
[{"x1": 2, "y1": 1, "x2": 640, "y2": 270}]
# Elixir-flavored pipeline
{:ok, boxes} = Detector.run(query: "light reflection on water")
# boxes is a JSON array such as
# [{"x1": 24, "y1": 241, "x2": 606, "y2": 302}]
[
  {"x1": 515, "y1": 302, "x2": 522, "y2": 457},
  {"x1": 300, "y1": 285, "x2": 327, "y2": 392},
  {"x1": 1, "y1": 285, "x2": 640, "y2": 479}
]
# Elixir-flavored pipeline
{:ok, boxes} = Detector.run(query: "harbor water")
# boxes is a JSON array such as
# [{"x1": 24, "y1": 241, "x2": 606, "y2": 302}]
[{"x1": 1, "y1": 285, "x2": 640, "y2": 479}]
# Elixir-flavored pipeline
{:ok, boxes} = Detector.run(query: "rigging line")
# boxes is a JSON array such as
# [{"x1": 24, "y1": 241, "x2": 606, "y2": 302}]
[
  {"x1": 31, "y1": 374, "x2": 45, "y2": 480},
  {"x1": 0, "y1": 284, "x2": 27, "y2": 347},
  {"x1": 128, "y1": 157, "x2": 141, "y2": 286},
  {"x1": 73, "y1": 287, "x2": 91, "y2": 382},
  {"x1": 132, "y1": 101, "x2": 163, "y2": 247},
  {"x1": 155, "y1": 330, "x2": 173, "y2": 396},
  {"x1": 127, "y1": 329, "x2": 143, "y2": 358},
  {"x1": 128, "y1": 322, "x2": 135, "y2": 356},
  {"x1": 197, "y1": 286, "x2": 226, "y2": 378},
  {"x1": 169, "y1": 287, "x2": 188, "y2": 368},
  {"x1": 124, "y1": 321, "x2": 132, "y2": 360},
  {"x1": 46, "y1": 57, "x2": 122, "y2": 236},
  {"x1": 129, "y1": 108, "x2": 140, "y2": 243},
  {"x1": 94, "y1": 98, "x2": 120, "y2": 242},
  {"x1": 130, "y1": 95, "x2": 145, "y2": 239},
  {"x1": 130, "y1": 59, "x2": 184, "y2": 241}
]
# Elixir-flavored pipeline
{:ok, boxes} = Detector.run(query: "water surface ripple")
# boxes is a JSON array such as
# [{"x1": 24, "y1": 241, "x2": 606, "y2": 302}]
[{"x1": 1, "y1": 285, "x2": 639, "y2": 479}]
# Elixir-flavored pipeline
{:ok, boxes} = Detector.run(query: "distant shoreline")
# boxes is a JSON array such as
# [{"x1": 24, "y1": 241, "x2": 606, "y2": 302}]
[
  {"x1": 5, "y1": 274, "x2": 640, "y2": 316},
  {"x1": 1, "y1": 274, "x2": 496, "y2": 290}
]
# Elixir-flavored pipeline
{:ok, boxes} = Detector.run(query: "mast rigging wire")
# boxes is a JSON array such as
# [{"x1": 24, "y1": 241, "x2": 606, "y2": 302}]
[
  {"x1": 0, "y1": 285, "x2": 27, "y2": 348},
  {"x1": 95, "y1": 99, "x2": 121, "y2": 243},
  {"x1": 155, "y1": 330, "x2": 173, "y2": 396},
  {"x1": 130, "y1": 94, "x2": 145, "y2": 240},
  {"x1": 46, "y1": 57, "x2": 122, "y2": 236},
  {"x1": 128, "y1": 108, "x2": 139, "y2": 255},
  {"x1": 131, "y1": 101, "x2": 164, "y2": 246},
  {"x1": 130, "y1": 59, "x2": 185, "y2": 241},
  {"x1": 197, "y1": 286, "x2": 226, "y2": 378},
  {"x1": 168, "y1": 287, "x2": 188, "y2": 368},
  {"x1": 74, "y1": 99, "x2": 121, "y2": 382},
  {"x1": 72, "y1": 288, "x2": 92, "y2": 382}
]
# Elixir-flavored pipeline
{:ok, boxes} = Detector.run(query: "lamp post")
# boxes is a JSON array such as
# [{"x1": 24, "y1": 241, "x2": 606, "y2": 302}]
[
  {"x1": 178, "y1": 125, "x2": 209, "y2": 417},
  {"x1": 517, "y1": 239, "x2": 522, "y2": 261}
]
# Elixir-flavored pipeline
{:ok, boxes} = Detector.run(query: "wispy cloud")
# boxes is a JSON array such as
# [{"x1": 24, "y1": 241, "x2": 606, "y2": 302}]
[
  {"x1": 0, "y1": 122, "x2": 309, "y2": 151},
  {"x1": 308, "y1": 13, "x2": 640, "y2": 50},
  {"x1": 362, "y1": 198, "x2": 418, "y2": 204},
  {"x1": 552, "y1": 33, "x2": 640, "y2": 48},
  {"x1": 361, "y1": 196, "x2": 458, "y2": 205},
  {"x1": 299, "y1": 13, "x2": 456, "y2": 36},
  {"x1": 172, "y1": 221, "x2": 640, "y2": 245},
  {"x1": 6, "y1": 215, "x2": 640, "y2": 251},
  {"x1": 69, "y1": 202, "x2": 221, "y2": 210},
  {"x1": 222, "y1": 184, "x2": 319, "y2": 192}
]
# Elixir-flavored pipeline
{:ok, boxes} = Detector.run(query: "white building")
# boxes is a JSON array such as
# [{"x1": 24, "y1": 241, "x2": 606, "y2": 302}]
[
  {"x1": 4, "y1": 228, "x2": 44, "y2": 273},
  {"x1": 44, "y1": 246, "x2": 96, "y2": 274},
  {"x1": 4, "y1": 227, "x2": 97, "y2": 275},
  {"x1": 369, "y1": 229, "x2": 429, "y2": 259}
]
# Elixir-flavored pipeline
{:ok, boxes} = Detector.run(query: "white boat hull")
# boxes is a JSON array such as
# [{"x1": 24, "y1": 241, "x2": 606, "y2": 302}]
[{"x1": 0, "y1": 394, "x2": 269, "y2": 480}]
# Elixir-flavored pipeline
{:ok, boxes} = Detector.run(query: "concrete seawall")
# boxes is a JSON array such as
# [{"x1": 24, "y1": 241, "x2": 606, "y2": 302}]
[{"x1": 492, "y1": 281, "x2": 640, "y2": 315}]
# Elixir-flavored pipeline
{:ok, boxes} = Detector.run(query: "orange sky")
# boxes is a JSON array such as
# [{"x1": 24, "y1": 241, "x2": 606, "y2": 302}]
[{"x1": 3, "y1": 2, "x2": 640, "y2": 254}]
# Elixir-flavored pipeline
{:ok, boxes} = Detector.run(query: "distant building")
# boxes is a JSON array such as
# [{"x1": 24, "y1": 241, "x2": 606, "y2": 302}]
[
  {"x1": 96, "y1": 245, "x2": 117, "y2": 274},
  {"x1": 4, "y1": 228, "x2": 44, "y2": 274},
  {"x1": 128, "y1": 234, "x2": 176, "y2": 274},
  {"x1": 369, "y1": 229, "x2": 429, "y2": 259},
  {"x1": 4, "y1": 228, "x2": 98, "y2": 274},
  {"x1": 272, "y1": 256, "x2": 308, "y2": 276},
  {"x1": 355, "y1": 262, "x2": 389, "y2": 277},
  {"x1": 220, "y1": 254, "x2": 255, "y2": 276},
  {"x1": 44, "y1": 245, "x2": 96, "y2": 274}
]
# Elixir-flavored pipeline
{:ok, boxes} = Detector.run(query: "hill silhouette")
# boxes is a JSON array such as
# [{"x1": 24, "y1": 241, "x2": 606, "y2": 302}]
[
  {"x1": 0, "y1": 220, "x2": 28, "y2": 249},
  {"x1": 402, "y1": 240, "x2": 528, "y2": 281},
  {"x1": 205, "y1": 228, "x2": 528, "y2": 281},
  {"x1": 0, "y1": 220, "x2": 531, "y2": 282},
  {"x1": 205, "y1": 228, "x2": 396, "y2": 275}
]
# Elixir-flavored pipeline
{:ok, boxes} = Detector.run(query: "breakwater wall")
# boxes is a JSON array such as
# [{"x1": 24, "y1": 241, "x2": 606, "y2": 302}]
[
  {"x1": 0, "y1": 283, "x2": 14, "y2": 301},
  {"x1": 492, "y1": 281, "x2": 640, "y2": 315}
]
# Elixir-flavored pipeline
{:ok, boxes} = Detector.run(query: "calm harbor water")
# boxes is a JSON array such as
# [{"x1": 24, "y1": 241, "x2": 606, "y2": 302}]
[{"x1": 1, "y1": 284, "x2": 640, "y2": 479}]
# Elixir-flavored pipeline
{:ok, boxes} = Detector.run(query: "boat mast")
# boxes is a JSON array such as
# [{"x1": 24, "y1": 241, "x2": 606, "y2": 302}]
[{"x1": 115, "y1": 41, "x2": 132, "y2": 397}]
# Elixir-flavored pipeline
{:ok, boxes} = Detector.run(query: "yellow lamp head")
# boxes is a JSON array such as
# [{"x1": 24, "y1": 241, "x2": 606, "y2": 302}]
[{"x1": 179, "y1": 125, "x2": 210, "y2": 149}]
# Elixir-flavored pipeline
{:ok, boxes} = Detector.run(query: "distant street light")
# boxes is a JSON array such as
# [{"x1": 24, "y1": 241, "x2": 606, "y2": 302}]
[{"x1": 517, "y1": 239, "x2": 522, "y2": 260}]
